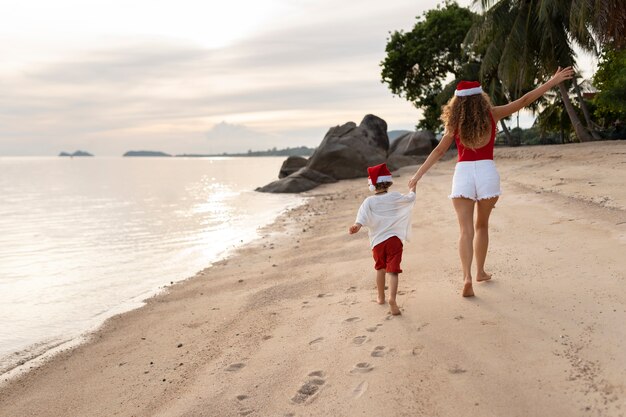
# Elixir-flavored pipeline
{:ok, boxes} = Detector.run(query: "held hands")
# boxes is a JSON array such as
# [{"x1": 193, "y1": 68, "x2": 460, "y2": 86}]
[
  {"x1": 348, "y1": 224, "x2": 362, "y2": 234},
  {"x1": 551, "y1": 66, "x2": 575, "y2": 85},
  {"x1": 408, "y1": 174, "x2": 420, "y2": 192}
]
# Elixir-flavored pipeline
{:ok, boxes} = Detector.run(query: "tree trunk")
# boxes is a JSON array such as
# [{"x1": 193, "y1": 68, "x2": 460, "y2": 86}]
[
  {"x1": 499, "y1": 120, "x2": 513, "y2": 145},
  {"x1": 573, "y1": 80, "x2": 602, "y2": 140},
  {"x1": 557, "y1": 83, "x2": 594, "y2": 142}
]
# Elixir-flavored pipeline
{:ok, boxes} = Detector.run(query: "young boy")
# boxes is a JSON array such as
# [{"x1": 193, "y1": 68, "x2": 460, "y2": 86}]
[{"x1": 349, "y1": 163, "x2": 416, "y2": 315}]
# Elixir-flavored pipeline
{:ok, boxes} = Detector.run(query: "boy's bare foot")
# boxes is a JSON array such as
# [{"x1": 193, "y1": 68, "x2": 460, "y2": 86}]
[
  {"x1": 462, "y1": 282, "x2": 474, "y2": 297},
  {"x1": 476, "y1": 271, "x2": 492, "y2": 282},
  {"x1": 377, "y1": 296, "x2": 386, "y2": 305},
  {"x1": 389, "y1": 300, "x2": 401, "y2": 315}
]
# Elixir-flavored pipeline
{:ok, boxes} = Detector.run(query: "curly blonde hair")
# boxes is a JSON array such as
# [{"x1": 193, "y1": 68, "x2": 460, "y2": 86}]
[{"x1": 441, "y1": 92, "x2": 493, "y2": 149}]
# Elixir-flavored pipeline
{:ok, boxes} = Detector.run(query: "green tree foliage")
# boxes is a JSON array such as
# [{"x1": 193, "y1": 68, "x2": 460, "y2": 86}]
[
  {"x1": 568, "y1": 0, "x2": 626, "y2": 50},
  {"x1": 380, "y1": 1, "x2": 477, "y2": 130},
  {"x1": 468, "y1": 0, "x2": 596, "y2": 141},
  {"x1": 593, "y1": 47, "x2": 626, "y2": 121}
]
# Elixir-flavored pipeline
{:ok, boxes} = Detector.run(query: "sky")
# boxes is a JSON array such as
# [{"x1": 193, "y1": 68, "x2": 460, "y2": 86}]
[{"x1": 0, "y1": 0, "x2": 597, "y2": 156}]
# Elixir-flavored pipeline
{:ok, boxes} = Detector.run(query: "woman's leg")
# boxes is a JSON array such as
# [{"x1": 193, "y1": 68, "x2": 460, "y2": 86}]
[
  {"x1": 452, "y1": 198, "x2": 476, "y2": 296},
  {"x1": 475, "y1": 197, "x2": 499, "y2": 281}
]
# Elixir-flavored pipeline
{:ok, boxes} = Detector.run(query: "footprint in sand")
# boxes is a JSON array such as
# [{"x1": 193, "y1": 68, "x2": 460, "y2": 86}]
[
  {"x1": 239, "y1": 409, "x2": 254, "y2": 416},
  {"x1": 292, "y1": 371, "x2": 326, "y2": 404},
  {"x1": 352, "y1": 336, "x2": 368, "y2": 345},
  {"x1": 448, "y1": 365, "x2": 467, "y2": 374},
  {"x1": 365, "y1": 327, "x2": 377, "y2": 332},
  {"x1": 344, "y1": 317, "x2": 362, "y2": 323},
  {"x1": 226, "y1": 363, "x2": 245, "y2": 372},
  {"x1": 352, "y1": 381, "x2": 369, "y2": 399},
  {"x1": 346, "y1": 286, "x2": 357, "y2": 293},
  {"x1": 236, "y1": 394, "x2": 248, "y2": 401},
  {"x1": 370, "y1": 346, "x2": 386, "y2": 357},
  {"x1": 416, "y1": 323, "x2": 430, "y2": 332},
  {"x1": 350, "y1": 362, "x2": 374, "y2": 374},
  {"x1": 309, "y1": 337, "x2": 324, "y2": 350}
]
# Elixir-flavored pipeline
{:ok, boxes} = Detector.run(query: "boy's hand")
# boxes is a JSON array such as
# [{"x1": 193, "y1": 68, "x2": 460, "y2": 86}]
[{"x1": 349, "y1": 224, "x2": 362, "y2": 234}]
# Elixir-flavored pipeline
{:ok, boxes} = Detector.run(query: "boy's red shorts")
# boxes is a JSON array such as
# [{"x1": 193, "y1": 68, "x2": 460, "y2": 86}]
[{"x1": 372, "y1": 236, "x2": 403, "y2": 273}]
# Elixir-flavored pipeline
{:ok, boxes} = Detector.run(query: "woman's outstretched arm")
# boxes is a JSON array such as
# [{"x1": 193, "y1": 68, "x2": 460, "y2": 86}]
[
  {"x1": 408, "y1": 131, "x2": 455, "y2": 189},
  {"x1": 492, "y1": 66, "x2": 575, "y2": 121}
]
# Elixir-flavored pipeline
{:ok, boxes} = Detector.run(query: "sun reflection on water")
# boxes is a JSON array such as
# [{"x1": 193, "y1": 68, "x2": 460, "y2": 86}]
[{"x1": 0, "y1": 156, "x2": 305, "y2": 376}]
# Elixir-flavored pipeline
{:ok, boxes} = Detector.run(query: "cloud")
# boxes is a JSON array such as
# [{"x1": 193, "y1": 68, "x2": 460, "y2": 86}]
[
  {"x1": 0, "y1": 0, "x2": 441, "y2": 155},
  {"x1": 204, "y1": 122, "x2": 277, "y2": 154}
]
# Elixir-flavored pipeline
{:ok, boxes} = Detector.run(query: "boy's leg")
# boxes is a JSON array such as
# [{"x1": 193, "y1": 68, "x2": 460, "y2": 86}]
[
  {"x1": 388, "y1": 273, "x2": 401, "y2": 315},
  {"x1": 376, "y1": 269, "x2": 386, "y2": 304}
]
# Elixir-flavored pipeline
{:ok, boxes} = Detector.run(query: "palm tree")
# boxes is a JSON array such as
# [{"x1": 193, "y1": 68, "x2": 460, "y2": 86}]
[
  {"x1": 469, "y1": 0, "x2": 595, "y2": 141},
  {"x1": 568, "y1": 0, "x2": 626, "y2": 50}
]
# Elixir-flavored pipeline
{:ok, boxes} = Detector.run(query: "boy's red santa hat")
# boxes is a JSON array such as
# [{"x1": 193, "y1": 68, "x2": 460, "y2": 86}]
[
  {"x1": 367, "y1": 163, "x2": 392, "y2": 191},
  {"x1": 455, "y1": 80, "x2": 483, "y2": 97}
]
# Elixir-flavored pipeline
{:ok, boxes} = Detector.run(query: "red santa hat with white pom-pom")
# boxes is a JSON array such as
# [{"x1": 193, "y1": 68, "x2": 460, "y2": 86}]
[
  {"x1": 455, "y1": 80, "x2": 483, "y2": 97},
  {"x1": 367, "y1": 163, "x2": 393, "y2": 191}
]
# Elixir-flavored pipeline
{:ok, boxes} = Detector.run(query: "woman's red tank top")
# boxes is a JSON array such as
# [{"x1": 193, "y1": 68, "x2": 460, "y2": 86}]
[{"x1": 455, "y1": 113, "x2": 496, "y2": 162}]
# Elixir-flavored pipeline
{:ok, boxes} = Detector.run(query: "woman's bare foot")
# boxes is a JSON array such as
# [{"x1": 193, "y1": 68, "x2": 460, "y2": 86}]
[
  {"x1": 476, "y1": 271, "x2": 492, "y2": 282},
  {"x1": 389, "y1": 300, "x2": 401, "y2": 315},
  {"x1": 377, "y1": 296, "x2": 386, "y2": 305},
  {"x1": 462, "y1": 282, "x2": 474, "y2": 297}
]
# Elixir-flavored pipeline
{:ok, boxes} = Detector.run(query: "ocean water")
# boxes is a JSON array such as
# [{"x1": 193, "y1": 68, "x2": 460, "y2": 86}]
[{"x1": 0, "y1": 156, "x2": 303, "y2": 376}]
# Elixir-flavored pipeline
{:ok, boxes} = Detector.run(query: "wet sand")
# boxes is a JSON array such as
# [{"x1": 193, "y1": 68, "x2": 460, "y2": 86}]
[{"x1": 1, "y1": 141, "x2": 625, "y2": 417}]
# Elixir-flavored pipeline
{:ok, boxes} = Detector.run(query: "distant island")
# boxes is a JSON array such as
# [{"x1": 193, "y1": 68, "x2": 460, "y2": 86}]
[
  {"x1": 59, "y1": 150, "x2": 94, "y2": 157},
  {"x1": 123, "y1": 150, "x2": 172, "y2": 157},
  {"x1": 176, "y1": 146, "x2": 315, "y2": 158}
]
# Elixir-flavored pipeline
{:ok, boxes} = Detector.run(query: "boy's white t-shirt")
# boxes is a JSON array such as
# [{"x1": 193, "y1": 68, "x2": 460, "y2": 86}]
[{"x1": 355, "y1": 191, "x2": 416, "y2": 248}]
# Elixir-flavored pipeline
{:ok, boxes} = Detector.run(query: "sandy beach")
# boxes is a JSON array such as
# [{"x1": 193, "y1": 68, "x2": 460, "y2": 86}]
[{"x1": 1, "y1": 141, "x2": 625, "y2": 417}]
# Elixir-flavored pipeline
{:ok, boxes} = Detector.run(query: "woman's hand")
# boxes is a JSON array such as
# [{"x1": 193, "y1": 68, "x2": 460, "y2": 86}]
[{"x1": 550, "y1": 66, "x2": 575, "y2": 85}]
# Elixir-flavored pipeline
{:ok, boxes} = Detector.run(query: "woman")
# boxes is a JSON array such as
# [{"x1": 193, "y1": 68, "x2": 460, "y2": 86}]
[{"x1": 408, "y1": 67, "x2": 575, "y2": 297}]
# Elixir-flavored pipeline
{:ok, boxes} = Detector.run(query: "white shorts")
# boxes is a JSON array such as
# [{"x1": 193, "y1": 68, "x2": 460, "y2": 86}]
[{"x1": 449, "y1": 160, "x2": 501, "y2": 201}]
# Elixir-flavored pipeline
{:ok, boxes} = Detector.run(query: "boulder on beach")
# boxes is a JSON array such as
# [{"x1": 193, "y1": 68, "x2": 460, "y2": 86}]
[
  {"x1": 279, "y1": 156, "x2": 308, "y2": 178},
  {"x1": 256, "y1": 167, "x2": 337, "y2": 193},
  {"x1": 307, "y1": 114, "x2": 389, "y2": 179},
  {"x1": 387, "y1": 131, "x2": 436, "y2": 169},
  {"x1": 257, "y1": 114, "x2": 389, "y2": 193}
]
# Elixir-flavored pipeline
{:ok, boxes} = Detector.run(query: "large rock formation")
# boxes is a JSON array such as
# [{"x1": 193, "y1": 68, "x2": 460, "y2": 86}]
[
  {"x1": 256, "y1": 167, "x2": 337, "y2": 193},
  {"x1": 387, "y1": 131, "x2": 436, "y2": 168},
  {"x1": 257, "y1": 114, "x2": 389, "y2": 193},
  {"x1": 307, "y1": 114, "x2": 389, "y2": 179},
  {"x1": 278, "y1": 156, "x2": 308, "y2": 178}
]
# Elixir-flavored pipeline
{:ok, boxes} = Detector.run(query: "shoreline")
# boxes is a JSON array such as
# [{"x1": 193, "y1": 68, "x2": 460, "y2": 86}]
[
  {"x1": 1, "y1": 142, "x2": 625, "y2": 417},
  {"x1": 0, "y1": 193, "x2": 308, "y2": 382}
]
